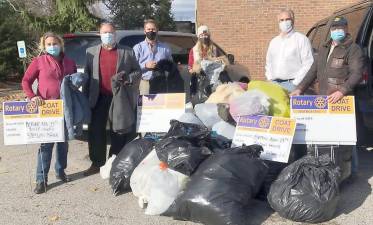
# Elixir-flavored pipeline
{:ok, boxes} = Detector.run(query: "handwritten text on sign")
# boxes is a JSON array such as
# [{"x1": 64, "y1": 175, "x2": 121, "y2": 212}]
[
  {"x1": 232, "y1": 115, "x2": 296, "y2": 163},
  {"x1": 3, "y1": 100, "x2": 65, "y2": 145},
  {"x1": 291, "y1": 96, "x2": 356, "y2": 145},
  {"x1": 136, "y1": 93, "x2": 185, "y2": 132}
]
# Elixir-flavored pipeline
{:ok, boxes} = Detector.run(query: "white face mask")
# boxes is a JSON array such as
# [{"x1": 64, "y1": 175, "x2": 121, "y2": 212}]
[{"x1": 279, "y1": 20, "x2": 293, "y2": 33}]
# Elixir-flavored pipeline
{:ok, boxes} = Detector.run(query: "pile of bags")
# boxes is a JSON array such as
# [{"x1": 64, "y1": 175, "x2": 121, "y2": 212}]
[{"x1": 98, "y1": 80, "x2": 344, "y2": 224}]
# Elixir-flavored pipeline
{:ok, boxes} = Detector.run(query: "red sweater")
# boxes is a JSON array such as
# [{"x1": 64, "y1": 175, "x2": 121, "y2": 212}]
[
  {"x1": 22, "y1": 54, "x2": 77, "y2": 100},
  {"x1": 99, "y1": 48, "x2": 118, "y2": 95}
]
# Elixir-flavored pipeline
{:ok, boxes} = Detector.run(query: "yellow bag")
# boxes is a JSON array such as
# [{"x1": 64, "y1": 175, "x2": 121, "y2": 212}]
[{"x1": 247, "y1": 81, "x2": 290, "y2": 117}]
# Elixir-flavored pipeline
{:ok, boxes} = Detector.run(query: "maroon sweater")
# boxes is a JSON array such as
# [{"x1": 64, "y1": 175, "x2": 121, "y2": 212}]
[{"x1": 99, "y1": 48, "x2": 118, "y2": 95}]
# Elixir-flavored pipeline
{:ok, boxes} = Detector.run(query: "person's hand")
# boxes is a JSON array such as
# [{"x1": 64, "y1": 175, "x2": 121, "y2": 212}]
[
  {"x1": 289, "y1": 89, "x2": 302, "y2": 96},
  {"x1": 31, "y1": 96, "x2": 45, "y2": 106},
  {"x1": 327, "y1": 90, "x2": 344, "y2": 104},
  {"x1": 145, "y1": 61, "x2": 157, "y2": 69}
]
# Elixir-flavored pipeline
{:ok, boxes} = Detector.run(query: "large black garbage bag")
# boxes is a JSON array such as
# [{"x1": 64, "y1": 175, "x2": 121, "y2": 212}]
[
  {"x1": 267, "y1": 155, "x2": 340, "y2": 223},
  {"x1": 165, "y1": 145, "x2": 268, "y2": 225},
  {"x1": 164, "y1": 120, "x2": 210, "y2": 146},
  {"x1": 155, "y1": 137, "x2": 212, "y2": 176},
  {"x1": 307, "y1": 145, "x2": 351, "y2": 183},
  {"x1": 110, "y1": 139, "x2": 154, "y2": 195},
  {"x1": 256, "y1": 160, "x2": 287, "y2": 200}
]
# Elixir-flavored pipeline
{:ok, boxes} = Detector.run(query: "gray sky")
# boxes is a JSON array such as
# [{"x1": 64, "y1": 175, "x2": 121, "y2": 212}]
[{"x1": 171, "y1": 0, "x2": 195, "y2": 22}]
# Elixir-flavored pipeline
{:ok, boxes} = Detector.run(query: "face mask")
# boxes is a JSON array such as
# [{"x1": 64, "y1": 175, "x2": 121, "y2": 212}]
[
  {"x1": 146, "y1": 31, "x2": 157, "y2": 41},
  {"x1": 101, "y1": 33, "x2": 114, "y2": 45},
  {"x1": 330, "y1": 29, "x2": 346, "y2": 42},
  {"x1": 46, "y1": 45, "x2": 61, "y2": 57},
  {"x1": 199, "y1": 37, "x2": 210, "y2": 44},
  {"x1": 279, "y1": 20, "x2": 293, "y2": 33}
]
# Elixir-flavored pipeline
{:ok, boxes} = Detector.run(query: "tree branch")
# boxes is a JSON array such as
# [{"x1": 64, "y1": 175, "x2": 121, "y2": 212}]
[{"x1": 5, "y1": 0, "x2": 22, "y2": 13}]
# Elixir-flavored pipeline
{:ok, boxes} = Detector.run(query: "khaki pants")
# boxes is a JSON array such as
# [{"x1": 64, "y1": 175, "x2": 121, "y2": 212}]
[{"x1": 139, "y1": 79, "x2": 150, "y2": 95}]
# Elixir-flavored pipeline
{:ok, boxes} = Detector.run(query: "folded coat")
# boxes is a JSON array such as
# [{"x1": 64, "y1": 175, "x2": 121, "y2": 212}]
[
  {"x1": 60, "y1": 72, "x2": 91, "y2": 140},
  {"x1": 109, "y1": 71, "x2": 141, "y2": 134}
]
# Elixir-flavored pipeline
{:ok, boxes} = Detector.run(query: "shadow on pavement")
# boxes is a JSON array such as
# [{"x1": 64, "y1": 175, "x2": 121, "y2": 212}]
[
  {"x1": 335, "y1": 148, "x2": 373, "y2": 216},
  {"x1": 46, "y1": 171, "x2": 88, "y2": 190}
]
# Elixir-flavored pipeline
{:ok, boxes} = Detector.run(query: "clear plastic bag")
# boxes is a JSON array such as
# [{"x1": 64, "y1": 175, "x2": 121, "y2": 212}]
[
  {"x1": 212, "y1": 121, "x2": 236, "y2": 140},
  {"x1": 229, "y1": 89, "x2": 270, "y2": 122},
  {"x1": 130, "y1": 150, "x2": 188, "y2": 215},
  {"x1": 195, "y1": 103, "x2": 222, "y2": 129}
]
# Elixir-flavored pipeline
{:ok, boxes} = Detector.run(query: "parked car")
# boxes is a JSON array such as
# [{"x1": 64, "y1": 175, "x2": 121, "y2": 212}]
[
  {"x1": 63, "y1": 30, "x2": 248, "y2": 97},
  {"x1": 63, "y1": 30, "x2": 248, "y2": 141},
  {"x1": 306, "y1": 0, "x2": 373, "y2": 146}
]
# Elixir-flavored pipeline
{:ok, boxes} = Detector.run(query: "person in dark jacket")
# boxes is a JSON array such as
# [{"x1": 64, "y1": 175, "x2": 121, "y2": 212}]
[
  {"x1": 83, "y1": 21, "x2": 141, "y2": 176},
  {"x1": 290, "y1": 16, "x2": 365, "y2": 102},
  {"x1": 290, "y1": 16, "x2": 365, "y2": 175}
]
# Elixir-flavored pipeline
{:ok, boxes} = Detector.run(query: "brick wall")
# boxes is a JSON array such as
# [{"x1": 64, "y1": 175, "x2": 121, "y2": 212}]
[{"x1": 196, "y1": 0, "x2": 360, "y2": 80}]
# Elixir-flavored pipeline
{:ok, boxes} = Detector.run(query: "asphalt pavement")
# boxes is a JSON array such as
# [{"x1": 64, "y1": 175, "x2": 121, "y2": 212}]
[{"x1": 1, "y1": 116, "x2": 373, "y2": 225}]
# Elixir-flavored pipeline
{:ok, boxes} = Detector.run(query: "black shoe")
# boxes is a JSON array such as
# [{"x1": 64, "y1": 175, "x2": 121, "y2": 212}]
[
  {"x1": 56, "y1": 173, "x2": 71, "y2": 183},
  {"x1": 34, "y1": 182, "x2": 47, "y2": 194},
  {"x1": 83, "y1": 165, "x2": 100, "y2": 176}
]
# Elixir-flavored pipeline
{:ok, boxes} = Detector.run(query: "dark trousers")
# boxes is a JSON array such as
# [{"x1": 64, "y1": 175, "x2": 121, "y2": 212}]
[{"x1": 88, "y1": 95, "x2": 136, "y2": 167}]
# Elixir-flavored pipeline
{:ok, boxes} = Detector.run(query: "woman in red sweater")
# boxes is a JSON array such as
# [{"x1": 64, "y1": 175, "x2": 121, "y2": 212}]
[{"x1": 22, "y1": 32, "x2": 77, "y2": 194}]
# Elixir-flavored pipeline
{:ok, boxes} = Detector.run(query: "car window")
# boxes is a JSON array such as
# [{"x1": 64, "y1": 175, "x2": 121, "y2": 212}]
[
  {"x1": 311, "y1": 23, "x2": 327, "y2": 52},
  {"x1": 341, "y1": 8, "x2": 370, "y2": 41},
  {"x1": 118, "y1": 35, "x2": 145, "y2": 48},
  {"x1": 64, "y1": 36, "x2": 100, "y2": 67},
  {"x1": 158, "y1": 36, "x2": 196, "y2": 64}
]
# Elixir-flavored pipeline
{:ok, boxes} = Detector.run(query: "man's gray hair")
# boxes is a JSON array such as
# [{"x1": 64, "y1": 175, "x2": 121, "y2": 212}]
[
  {"x1": 99, "y1": 21, "x2": 116, "y2": 30},
  {"x1": 278, "y1": 9, "x2": 295, "y2": 21}
]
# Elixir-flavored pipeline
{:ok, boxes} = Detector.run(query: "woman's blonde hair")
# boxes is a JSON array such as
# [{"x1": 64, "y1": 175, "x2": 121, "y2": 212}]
[{"x1": 39, "y1": 32, "x2": 64, "y2": 53}]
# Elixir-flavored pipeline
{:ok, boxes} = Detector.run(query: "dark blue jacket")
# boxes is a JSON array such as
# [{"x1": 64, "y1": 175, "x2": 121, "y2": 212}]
[{"x1": 61, "y1": 72, "x2": 91, "y2": 140}]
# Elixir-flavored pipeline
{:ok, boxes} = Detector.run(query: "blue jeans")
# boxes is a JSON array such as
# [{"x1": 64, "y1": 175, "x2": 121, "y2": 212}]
[
  {"x1": 272, "y1": 80, "x2": 297, "y2": 93},
  {"x1": 36, "y1": 142, "x2": 68, "y2": 183}
]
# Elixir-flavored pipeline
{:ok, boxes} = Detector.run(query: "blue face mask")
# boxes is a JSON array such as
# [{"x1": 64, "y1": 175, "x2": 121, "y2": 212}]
[
  {"x1": 46, "y1": 45, "x2": 61, "y2": 57},
  {"x1": 330, "y1": 29, "x2": 346, "y2": 42},
  {"x1": 101, "y1": 33, "x2": 115, "y2": 45}
]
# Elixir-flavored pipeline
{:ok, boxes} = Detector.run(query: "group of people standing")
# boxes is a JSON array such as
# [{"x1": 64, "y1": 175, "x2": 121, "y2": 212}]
[{"x1": 21, "y1": 8, "x2": 364, "y2": 194}]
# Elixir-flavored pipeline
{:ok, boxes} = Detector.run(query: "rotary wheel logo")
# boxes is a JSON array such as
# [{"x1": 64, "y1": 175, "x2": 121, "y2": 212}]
[
  {"x1": 26, "y1": 102, "x2": 38, "y2": 113},
  {"x1": 258, "y1": 117, "x2": 271, "y2": 128},
  {"x1": 314, "y1": 97, "x2": 327, "y2": 109}
]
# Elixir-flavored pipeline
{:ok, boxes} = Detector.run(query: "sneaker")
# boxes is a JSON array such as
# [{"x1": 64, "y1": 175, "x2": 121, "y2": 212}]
[
  {"x1": 56, "y1": 173, "x2": 71, "y2": 183},
  {"x1": 34, "y1": 182, "x2": 47, "y2": 194},
  {"x1": 83, "y1": 165, "x2": 100, "y2": 176}
]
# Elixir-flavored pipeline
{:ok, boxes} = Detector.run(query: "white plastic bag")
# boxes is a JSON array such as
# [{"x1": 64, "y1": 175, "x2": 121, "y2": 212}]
[
  {"x1": 195, "y1": 103, "x2": 223, "y2": 129},
  {"x1": 100, "y1": 155, "x2": 116, "y2": 180},
  {"x1": 229, "y1": 90, "x2": 270, "y2": 122},
  {"x1": 130, "y1": 150, "x2": 188, "y2": 215},
  {"x1": 212, "y1": 121, "x2": 236, "y2": 140},
  {"x1": 178, "y1": 112, "x2": 205, "y2": 126}
]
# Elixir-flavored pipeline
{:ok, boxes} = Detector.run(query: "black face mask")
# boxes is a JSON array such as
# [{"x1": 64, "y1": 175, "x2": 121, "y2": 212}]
[
  {"x1": 146, "y1": 31, "x2": 157, "y2": 41},
  {"x1": 199, "y1": 37, "x2": 210, "y2": 44}
]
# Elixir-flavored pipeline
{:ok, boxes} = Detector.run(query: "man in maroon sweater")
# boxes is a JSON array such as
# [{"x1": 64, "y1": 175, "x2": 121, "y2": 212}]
[{"x1": 83, "y1": 22, "x2": 140, "y2": 176}]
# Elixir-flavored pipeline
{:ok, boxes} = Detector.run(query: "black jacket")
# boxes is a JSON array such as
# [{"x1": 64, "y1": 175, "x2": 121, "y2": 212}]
[
  {"x1": 109, "y1": 71, "x2": 140, "y2": 134},
  {"x1": 149, "y1": 59, "x2": 185, "y2": 94}
]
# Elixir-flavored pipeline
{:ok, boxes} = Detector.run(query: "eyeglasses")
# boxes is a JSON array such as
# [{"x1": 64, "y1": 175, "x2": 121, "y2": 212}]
[{"x1": 279, "y1": 18, "x2": 292, "y2": 22}]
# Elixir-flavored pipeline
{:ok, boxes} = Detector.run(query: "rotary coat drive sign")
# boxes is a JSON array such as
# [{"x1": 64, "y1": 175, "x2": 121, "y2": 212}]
[
  {"x1": 232, "y1": 115, "x2": 296, "y2": 163},
  {"x1": 3, "y1": 100, "x2": 65, "y2": 145},
  {"x1": 291, "y1": 96, "x2": 356, "y2": 145}
]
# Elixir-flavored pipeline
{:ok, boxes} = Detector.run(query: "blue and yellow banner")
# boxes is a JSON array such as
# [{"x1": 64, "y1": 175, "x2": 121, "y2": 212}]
[{"x1": 291, "y1": 96, "x2": 354, "y2": 114}]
